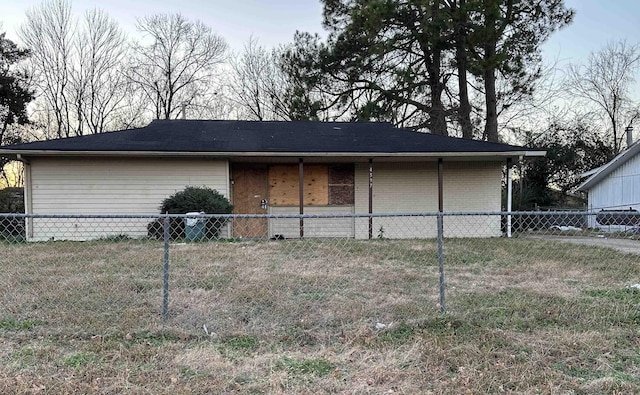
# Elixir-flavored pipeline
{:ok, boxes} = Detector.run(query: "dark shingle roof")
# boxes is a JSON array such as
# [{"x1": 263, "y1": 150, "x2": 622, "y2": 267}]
[{"x1": 0, "y1": 120, "x2": 541, "y2": 156}]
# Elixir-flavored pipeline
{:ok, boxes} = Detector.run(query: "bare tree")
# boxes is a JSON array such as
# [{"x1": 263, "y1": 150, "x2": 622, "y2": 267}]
[
  {"x1": 129, "y1": 13, "x2": 227, "y2": 120},
  {"x1": 228, "y1": 38, "x2": 293, "y2": 121},
  {"x1": 187, "y1": 85, "x2": 236, "y2": 120},
  {"x1": 495, "y1": 58, "x2": 571, "y2": 143},
  {"x1": 20, "y1": 0, "x2": 75, "y2": 138},
  {"x1": 73, "y1": 9, "x2": 128, "y2": 134},
  {"x1": 20, "y1": 0, "x2": 129, "y2": 137},
  {"x1": 108, "y1": 87, "x2": 151, "y2": 129},
  {"x1": 566, "y1": 40, "x2": 640, "y2": 153},
  {"x1": 1, "y1": 160, "x2": 23, "y2": 188}
]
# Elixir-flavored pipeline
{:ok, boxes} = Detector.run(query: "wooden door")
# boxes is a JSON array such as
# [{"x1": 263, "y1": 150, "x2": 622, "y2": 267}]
[{"x1": 232, "y1": 164, "x2": 269, "y2": 238}]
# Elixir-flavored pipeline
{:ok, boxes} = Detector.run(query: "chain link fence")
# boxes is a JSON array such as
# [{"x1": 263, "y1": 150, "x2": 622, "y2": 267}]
[
  {"x1": 3, "y1": 211, "x2": 640, "y2": 392},
  {"x1": 2, "y1": 211, "x2": 639, "y2": 337}
]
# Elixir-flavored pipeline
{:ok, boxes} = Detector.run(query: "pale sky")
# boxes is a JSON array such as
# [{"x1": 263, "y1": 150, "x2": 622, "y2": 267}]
[
  {"x1": 1, "y1": 0, "x2": 325, "y2": 51},
  {"x1": 544, "y1": 0, "x2": 640, "y2": 66},
  {"x1": 2, "y1": 0, "x2": 640, "y2": 68}
]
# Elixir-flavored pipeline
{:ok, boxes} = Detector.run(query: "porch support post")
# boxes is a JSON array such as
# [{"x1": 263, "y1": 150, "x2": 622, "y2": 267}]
[
  {"x1": 368, "y1": 158, "x2": 373, "y2": 239},
  {"x1": 299, "y1": 158, "x2": 304, "y2": 238},
  {"x1": 18, "y1": 155, "x2": 33, "y2": 239},
  {"x1": 507, "y1": 157, "x2": 513, "y2": 238},
  {"x1": 437, "y1": 158, "x2": 444, "y2": 212}
]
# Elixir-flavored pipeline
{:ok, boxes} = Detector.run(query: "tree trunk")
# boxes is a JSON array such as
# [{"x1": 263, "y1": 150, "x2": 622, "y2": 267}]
[
  {"x1": 454, "y1": 0, "x2": 473, "y2": 139},
  {"x1": 483, "y1": 0, "x2": 499, "y2": 143},
  {"x1": 0, "y1": 116, "x2": 8, "y2": 144},
  {"x1": 456, "y1": 56, "x2": 473, "y2": 139},
  {"x1": 483, "y1": 63, "x2": 498, "y2": 142},
  {"x1": 429, "y1": 90, "x2": 447, "y2": 135},
  {"x1": 428, "y1": 52, "x2": 447, "y2": 136}
]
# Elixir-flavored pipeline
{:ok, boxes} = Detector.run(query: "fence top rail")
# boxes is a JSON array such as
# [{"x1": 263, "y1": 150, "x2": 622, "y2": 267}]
[{"x1": 0, "y1": 210, "x2": 621, "y2": 219}]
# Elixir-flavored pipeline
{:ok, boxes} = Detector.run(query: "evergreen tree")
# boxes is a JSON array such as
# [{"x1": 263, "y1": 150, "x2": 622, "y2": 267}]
[
  {"x1": 0, "y1": 32, "x2": 32, "y2": 144},
  {"x1": 513, "y1": 120, "x2": 614, "y2": 209},
  {"x1": 284, "y1": 0, "x2": 573, "y2": 140},
  {"x1": 465, "y1": 0, "x2": 573, "y2": 141},
  {"x1": 0, "y1": 31, "x2": 33, "y2": 181}
]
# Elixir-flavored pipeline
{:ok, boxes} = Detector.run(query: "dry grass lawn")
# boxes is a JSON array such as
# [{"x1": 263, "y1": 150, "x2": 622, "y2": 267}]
[{"x1": 1, "y1": 237, "x2": 639, "y2": 394}]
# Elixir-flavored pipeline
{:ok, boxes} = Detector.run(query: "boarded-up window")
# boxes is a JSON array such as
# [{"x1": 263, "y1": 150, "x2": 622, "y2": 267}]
[
  {"x1": 269, "y1": 165, "x2": 328, "y2": 206},
  {"x1": 329, "y1": 164, "x2": 354, "y2": 205},
  {"x1": 268, "y1": 164, "x2": 354, "y2": 206}
]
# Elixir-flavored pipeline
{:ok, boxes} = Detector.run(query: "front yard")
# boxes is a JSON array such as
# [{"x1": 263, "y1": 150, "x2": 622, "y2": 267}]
[{"x1": 1, "y1": 238, "x2": 639, "y2": 393}]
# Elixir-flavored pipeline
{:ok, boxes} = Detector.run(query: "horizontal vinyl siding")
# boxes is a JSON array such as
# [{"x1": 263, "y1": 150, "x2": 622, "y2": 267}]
[
  {"x1": 28, "y1": 157, "x2": 228, "y2": 240},
  {"x1": 31, "y1": 157, "x2": 228, "y2": 213}
]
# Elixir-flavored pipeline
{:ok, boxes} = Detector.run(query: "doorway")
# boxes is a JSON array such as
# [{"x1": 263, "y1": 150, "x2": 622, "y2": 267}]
[{"x1": 231, "y1": 164, "x2": 269, "y2": 238}]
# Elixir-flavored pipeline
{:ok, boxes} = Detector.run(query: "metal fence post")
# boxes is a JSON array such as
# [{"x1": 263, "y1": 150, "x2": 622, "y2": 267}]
[
  {"x1": 162, "y1": 213, "x2": 170, "y2": 321},
  {"x1": 437, "y1": 212, "x2": 445, "y2": 313}
]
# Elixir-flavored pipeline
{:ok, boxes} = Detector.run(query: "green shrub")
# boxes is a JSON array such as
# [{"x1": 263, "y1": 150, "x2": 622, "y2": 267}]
[
  {"x1": 0, "y1": 187, "x2": 24, "y2": 213},
  {"x1": 0, "y1": 187, "x2": 25, "y2": 241},
  {"x1": 160, "y1": 186, "x2": 233, "y2": 215},
  {"x1": 147, "y1": 218, "x2": 183, "y2": 240},
  {"x1": 148, "y1": 186, "x2": 233, "y2": 240}
]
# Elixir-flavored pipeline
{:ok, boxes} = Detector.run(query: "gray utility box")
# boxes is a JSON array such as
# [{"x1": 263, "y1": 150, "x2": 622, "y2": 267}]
[{"x1": 185, "y1": 212, "x2": 205, "y2": 241}]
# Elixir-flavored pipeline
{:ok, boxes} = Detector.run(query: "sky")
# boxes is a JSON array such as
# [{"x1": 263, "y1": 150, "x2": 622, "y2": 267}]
[
  {"x1": 1, "y1": 0, "x2": 325, "y2": 52},
  {"x1": 543, "y1": 0, "x2": 640, "y2": 66},
  {"x1": 3, "y1": 0, "x2": 640, "y2": 61},
  {"x1": 2, "y1": 0, "x2": 640, "y2": 66}
]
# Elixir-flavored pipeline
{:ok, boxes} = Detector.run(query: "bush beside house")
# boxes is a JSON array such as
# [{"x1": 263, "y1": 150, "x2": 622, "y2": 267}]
[
  {"x1": 147, "y1": 186, "x2": 233, "y2": 240},
  {"x1": 0, "y1": 187, "x2": 25, "y2": 241}
]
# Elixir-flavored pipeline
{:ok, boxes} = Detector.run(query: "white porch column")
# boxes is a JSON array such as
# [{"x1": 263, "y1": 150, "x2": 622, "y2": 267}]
[{"x1": 507, "y1": 158, "x2": 513, "y2": 238}]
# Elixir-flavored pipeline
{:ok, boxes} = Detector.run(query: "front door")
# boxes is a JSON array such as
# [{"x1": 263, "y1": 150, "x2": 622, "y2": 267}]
[{"x1": 231, "y1": 164, "x2": 269, "y2": 238}]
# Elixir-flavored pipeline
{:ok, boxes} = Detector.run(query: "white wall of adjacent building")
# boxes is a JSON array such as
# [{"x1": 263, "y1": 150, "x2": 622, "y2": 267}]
[
  {"x1": 585, "y1": 153, "x2": 640, "y2": 228},
  {"x1": 587, "y1": 153, "x2": 640, "y2": 212}
]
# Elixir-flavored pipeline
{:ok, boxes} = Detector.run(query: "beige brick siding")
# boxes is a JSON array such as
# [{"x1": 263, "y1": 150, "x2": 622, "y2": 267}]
[
  {"x1": 268, "y1": 206, "x2": 355, "y2": 238},
  {"x1": 442, "y1": 162, "x2": 502, "y2": 212},
  {"x1": 354, "y1": 161, "x2": 503, "y2": 238}
]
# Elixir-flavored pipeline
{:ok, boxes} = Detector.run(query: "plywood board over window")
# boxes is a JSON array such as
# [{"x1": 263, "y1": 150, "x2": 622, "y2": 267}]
[
  {"x1": 269, "y1": 164, "x2": 354, "y2": 206},
  {"x1": 269, "y1": 165, "x2": 328, "y2": 206}
]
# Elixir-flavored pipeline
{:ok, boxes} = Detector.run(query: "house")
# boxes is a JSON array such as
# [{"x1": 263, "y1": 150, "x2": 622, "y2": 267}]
[
  {"x1": 0, "y1": 120, "x2": 544, "y2": 240},
  {"x1": 578, "y1": 140, "x2": 640, "y2": 229}
]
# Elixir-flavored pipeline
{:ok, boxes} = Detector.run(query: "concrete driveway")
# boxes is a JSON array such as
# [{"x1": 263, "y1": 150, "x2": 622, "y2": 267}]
[{"x1": 525, "y1": 234, "x2": 640, "y2": 255}]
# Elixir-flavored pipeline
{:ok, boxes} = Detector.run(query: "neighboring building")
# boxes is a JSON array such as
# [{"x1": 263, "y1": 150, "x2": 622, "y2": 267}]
[
  {"x1": 578, "y1": 141, "x2": 640, "y2": 228},
  {"x1": 0, "y1": 120, "x2": 544, "y2": 240}
]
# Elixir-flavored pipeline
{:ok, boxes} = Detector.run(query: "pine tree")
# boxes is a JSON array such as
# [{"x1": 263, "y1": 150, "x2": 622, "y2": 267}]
[{"x1": 0, "y1": 31, "x2": 32, "y2": 144}]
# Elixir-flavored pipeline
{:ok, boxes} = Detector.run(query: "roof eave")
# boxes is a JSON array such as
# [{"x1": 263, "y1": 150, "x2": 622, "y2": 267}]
[
  {"x1": 0, "y1": 149, "x2": 545, "y2": 159},
  {"x1": 577, "y1": 143, "x2": 640, "y2": 192},
  {"x1": 577, "y1": 180, "x2": 590, "y2": 192},
  {"x1": 578, "y1": 166, "x2": 602, "y2": 179},
  {"x1": 578, "y1": 172, "x2": 602, "y2": 192}
]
